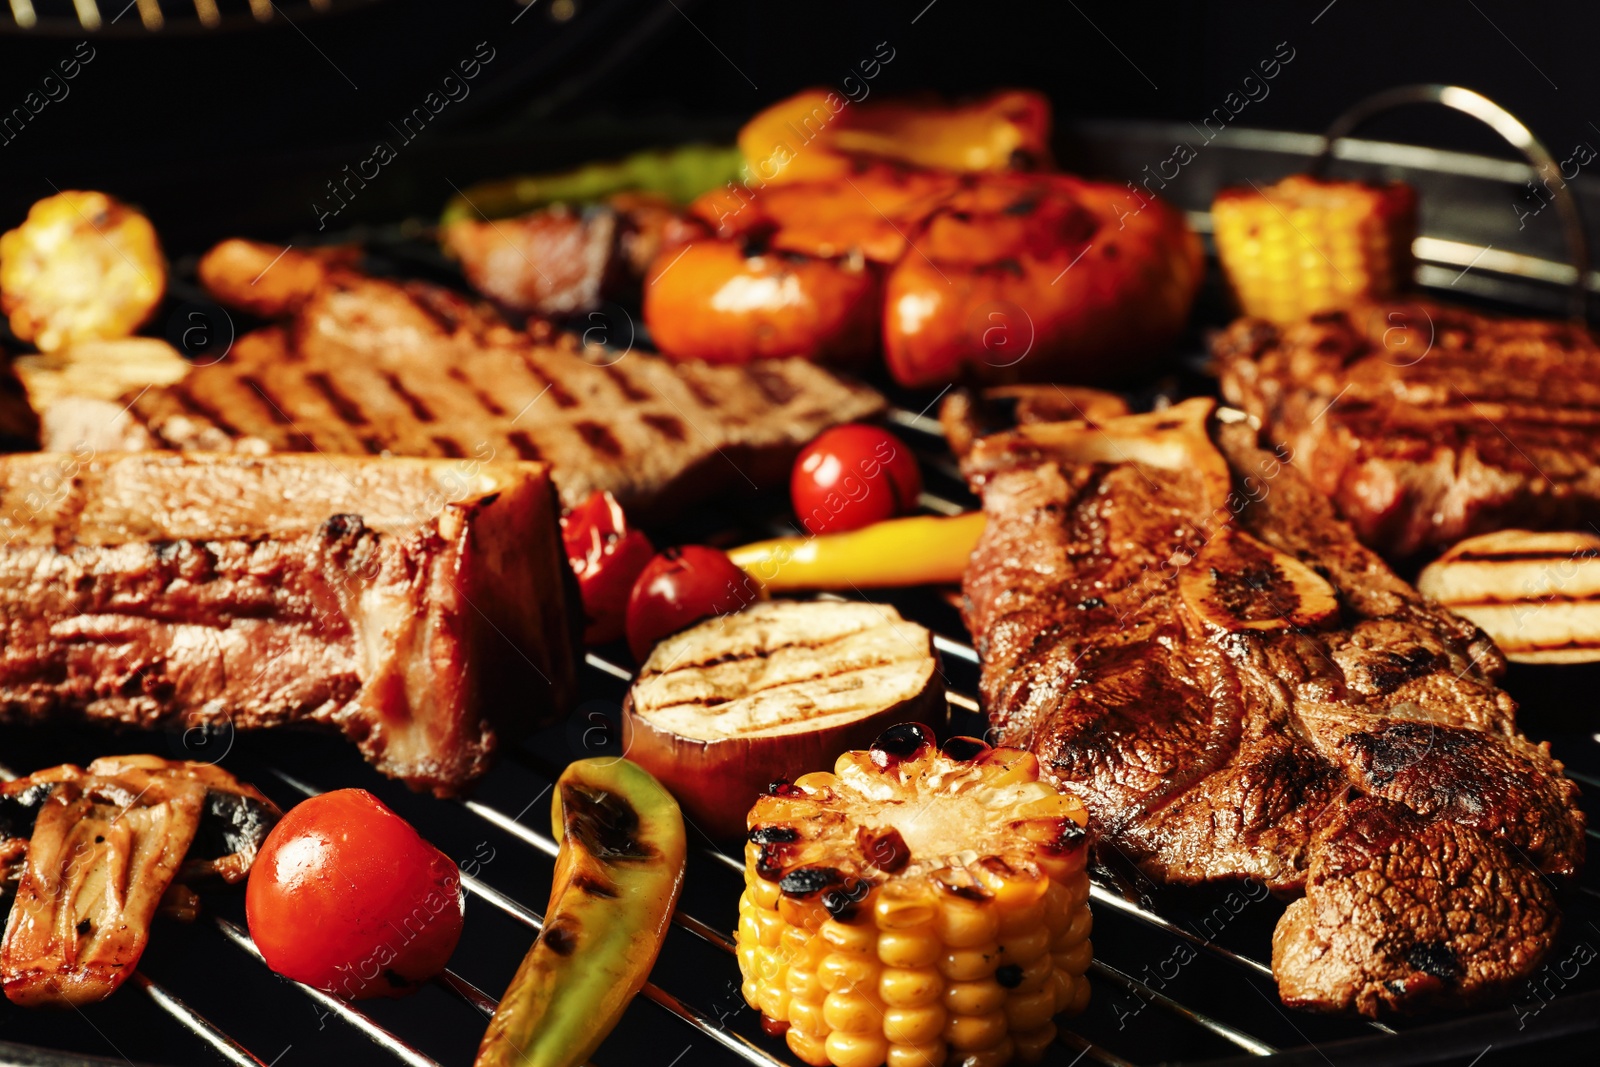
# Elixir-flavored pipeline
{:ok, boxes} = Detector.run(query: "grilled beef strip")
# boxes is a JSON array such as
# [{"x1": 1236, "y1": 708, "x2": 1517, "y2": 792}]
[
  {"x1": 0, "y1": 757, "x2": 279, "y2": 1007},
  {"x1": 0, "y1": 452, "x2": 577, "y2": 795},
  {"x1": 27, "y1": 245, "x2": 887, "y2": 525},
  {"x1": 1214, "y1": 301, "x2": 1600, "y2": 558},
  {"x1": 960, "y1": 397, "x2": 1586, "y2": 1016}
]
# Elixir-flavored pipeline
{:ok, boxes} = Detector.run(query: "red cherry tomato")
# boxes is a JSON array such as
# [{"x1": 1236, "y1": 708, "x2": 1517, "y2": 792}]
[
  {"x1": 625, "y1": 546, "x2": 758, "y2": 660},
  {"x1": 246, "y1": 789, "x2": 464, "y2": 1000},
  {"x1": 561, "y1": 490, "x2": 655, "y2": 645},
  {"x1": 791, "y1": 424, "x2": 923, "y2": 535}
]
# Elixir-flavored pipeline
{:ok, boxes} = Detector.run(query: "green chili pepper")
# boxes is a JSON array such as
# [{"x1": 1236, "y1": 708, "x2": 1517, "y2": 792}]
[
  {"x1": 473, "y1": 758, "x2": 686, "y2": 1067},
  {"x1": 442, "y1": 144, "x2": 744, "y2": 226}
]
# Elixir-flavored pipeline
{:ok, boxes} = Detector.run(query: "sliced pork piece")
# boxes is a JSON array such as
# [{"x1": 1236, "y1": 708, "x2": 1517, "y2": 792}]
[
  {"x1": 0, "y1": 452, "x2": 577, "y2": 794},
  {"x1": 28, "y1": 252, "x2": 886, "y2": 524},
  {"x1": 960, "y1": 398, "x2": 1586, "y2": 1015},
  {"x1": 1213, "y1": 301, "x2": 1600, "y2": 557}
]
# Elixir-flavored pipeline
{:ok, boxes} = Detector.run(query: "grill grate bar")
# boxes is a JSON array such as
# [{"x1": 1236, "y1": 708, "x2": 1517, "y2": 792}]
[
  {"x1": 1089, "y1": 959, "x2": 1278, "y2": 1056},
  {"x1": 213, "y1": 918, "x2": 442, "y2": 1067},
  {"x1": 1055, "y1": 1030, "x2": 1141, "y2": 1067},
  {"x1": 1087, "y1": 886, "x2": 1273, "y2": 979},
  {"x1": 435, "y1": 969, "x2": 498, "y2": 1018},
  {"x1": 130, "y1": 973, "x2": 268, "y2": 1067}
]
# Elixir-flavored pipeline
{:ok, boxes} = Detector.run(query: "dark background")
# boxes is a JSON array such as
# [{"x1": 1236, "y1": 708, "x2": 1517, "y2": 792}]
[{"x1": 1, "y1": 0, "x2": 1597, "y2": 251}]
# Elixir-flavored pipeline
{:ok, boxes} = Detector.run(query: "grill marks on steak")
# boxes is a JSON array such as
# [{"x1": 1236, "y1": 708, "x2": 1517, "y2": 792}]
[
  {"x1": 960, "y1": 398, "x2": 1586, "y2": 1015},
  {"x1": 1213, "y1": 302, "x2": 1600, "y2": 556},
  {"x1": 34, "y1": 256, "x2": 885, "y2": 523}
]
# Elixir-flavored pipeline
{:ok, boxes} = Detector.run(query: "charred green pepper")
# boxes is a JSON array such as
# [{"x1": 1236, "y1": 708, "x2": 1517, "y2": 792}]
[
  {"x1": 474, "y1": 758, "x2": 686, "y2": 1067},
  {"x1": 441, "y1": 144, "x2": 742, "y2": 226}
]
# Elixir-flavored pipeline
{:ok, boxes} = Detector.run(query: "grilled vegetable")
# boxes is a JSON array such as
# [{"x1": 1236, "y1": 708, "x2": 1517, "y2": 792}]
[
  {"x1": 476, "y1": 758, "x2": 686, "y2": 1067},
  {"x1": 729, "y1": 512, "x2": 985, "y2": 593},
  {"x1": 1418, "y1": 530, "x2": 1600, "y2": 664},
  {"x1": 739, "y1": 724, "x2": 1093, "y2": 1067},
  {"x1": 562, "y1": 490, "x2": 655, "y2": 646},
  {"x1": 246, "y1": 790, "x2": 465, "y2": 1000},
  {"x1": 1178, "y1": 527, "x2": 1340, "y2": 633},
  {"x1": 643, "y1": 238, "x2": 880, "y2": 365},
  {"x1": 881, "y1": 172, "x2": 1203, "y2": 387},
  {"x1": 1, "y1": 758, "x2": 278, "y2": 1007},
  {"x1": 626, "y1": 546, "x2": 760, "y2": 660},
  {"x1": 741, "y1": 89, "x2": 1052, "y2": 184},
  {"x1": 440, "y1": 144, "x2": 744, "y2": 226},
  {"x1": 624, "y1": 601, "x2": 946, "y2": 839},
  {"x1": 0, "y1": 190, "x2": 166, "y2": 353},
  {"x1": 792, "y1": 425, "x2": 923, "y2": 536},
  {"x1": 1212, "y1": 174, "x2": 1417, "y2": 324}
]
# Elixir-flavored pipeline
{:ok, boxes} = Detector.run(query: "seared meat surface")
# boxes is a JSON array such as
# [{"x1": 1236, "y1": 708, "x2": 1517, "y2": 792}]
[
  {"x1": 960, "y1": 398, "x2": 1585, "y2": 1015},
  {"x1": 1214, "y1": 302, "x2": 1600, "y2": 557},
  {"x1": 30, "y1": 246, "x2": 885, "y2": 524},
  {"x1": 0, "y1": 453, "x2": 576, "y2": 794}
]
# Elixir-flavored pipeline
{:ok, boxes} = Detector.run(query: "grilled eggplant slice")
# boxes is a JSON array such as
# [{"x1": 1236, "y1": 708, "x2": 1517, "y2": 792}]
[
  {"x1": 624, "y1": 600, "x2": 945, "y2": 839},
  {"x1": 1418, "y1": 530, "x2": 1600, "y2": 664}
]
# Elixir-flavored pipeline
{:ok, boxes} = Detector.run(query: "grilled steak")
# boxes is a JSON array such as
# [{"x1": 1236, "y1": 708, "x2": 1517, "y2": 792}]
[
  {"x1": 30, "y1": 244, "x2": 886, "y2": 524},
  {"x1": 1214, "y1": 301, "x2": 1600, "y2": 557},
  {"x1": 0, "y1": 452, "x2": 577, "y2": 794},
  {"x1": 960, "y1": 398, "x2": 1586, "y2": 1015}
]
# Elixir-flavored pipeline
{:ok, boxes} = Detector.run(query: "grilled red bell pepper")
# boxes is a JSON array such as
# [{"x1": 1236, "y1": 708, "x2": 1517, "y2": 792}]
[{"x1": 560, "y1": 491, "x2": 655, "y2": 645}]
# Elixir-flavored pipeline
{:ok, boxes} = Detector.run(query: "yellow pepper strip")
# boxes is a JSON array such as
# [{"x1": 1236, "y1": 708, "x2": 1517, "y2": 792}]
[
  {"x1": 740, "y1": 89, "x2": 1052, "y2": 185},
  {"x1": 727, "y1": 511, "x2": 986, "y2": 592},
  {"x1": 474, "y1": 759, "x2": 686, "y2": 1067}
]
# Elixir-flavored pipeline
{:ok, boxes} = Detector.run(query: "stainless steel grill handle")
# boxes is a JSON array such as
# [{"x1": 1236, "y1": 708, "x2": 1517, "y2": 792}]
[{"x1": 1312, "y1": 82, "x2": 1591, "y2": 321}]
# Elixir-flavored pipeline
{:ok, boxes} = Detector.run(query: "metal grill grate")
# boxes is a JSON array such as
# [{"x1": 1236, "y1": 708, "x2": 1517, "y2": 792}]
[
  {"x1": 1, "y1": 0, "x2": 379, "y2": 33},
  {"x1": 3, "y1": 395, "x2": 1596, "y2": 1066}
]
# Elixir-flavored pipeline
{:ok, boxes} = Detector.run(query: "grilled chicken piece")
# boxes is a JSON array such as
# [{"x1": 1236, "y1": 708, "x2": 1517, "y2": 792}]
[
  {"x1": 29, "y1": 250, "x2": 885, "y2": 524},
  {"x1": 624, "y1": 600, "x2": 945, "y2": 838},
  {"x1": 0, "y1": 452, "x2": 577, "y2": 794},
  {"x1": 961, "y1": 397, "x2": 1586, "y2": 1015},
  {"x1": 0, "y1": 758, "x2": 278, "y2": 1007},
  {"x1": 1418, "y1": 530, "x2": 1600, "y2": 663}
]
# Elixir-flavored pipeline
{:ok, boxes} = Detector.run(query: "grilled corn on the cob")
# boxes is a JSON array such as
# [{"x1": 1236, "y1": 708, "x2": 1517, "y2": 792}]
[
  {"x1": 737, "y1": 724, "x2": 1093, "y2": 1067},
  {"x1": 1212, "y1": 174, "x2": 1416, "y2": 324}
]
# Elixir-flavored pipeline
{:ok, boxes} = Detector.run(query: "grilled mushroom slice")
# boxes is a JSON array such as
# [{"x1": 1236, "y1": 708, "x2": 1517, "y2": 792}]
[
  {"x1": 623, "y1": 600, "x2": 945, "y2": 839},
  {"x1": 0, "y1": 758, "x2": 279, "y2": 1007}
]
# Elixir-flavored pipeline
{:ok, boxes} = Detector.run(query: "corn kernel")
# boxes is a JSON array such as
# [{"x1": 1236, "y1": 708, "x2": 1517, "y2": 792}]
[
  {"x1": 880, "y1": 967, "x2": 942, "y2": 1008},
  {"x1": 824, "y1": 1029, "x2": 889, "y2": 1067},
  {"x1": 944, "y1": 978, "x2": 1006, "y2": 1016},
  {"x1": 879, "y1": 928, "x2": 941, "y2": 969},
  {"x1": 944, "y1": 1010, "x2": 1008, "y2": 1051},
  {"x1": 883, "y1": 1003, "x2": 947, "y2": 1045},
  {"x1": 824, "y1": 989, "x2": 882, "y2": 1033},
  {"x1": 886, "y1": 1041, "x2": 947, "y2": 1067}
]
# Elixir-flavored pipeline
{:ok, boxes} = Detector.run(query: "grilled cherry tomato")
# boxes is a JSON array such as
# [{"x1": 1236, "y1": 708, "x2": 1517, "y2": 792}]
[
  {"x1": 561, "y1": 490, "x2": 655, "y2": 646},
  {"x1": 246, "y1": 789, "x2": 464, "y2": 1000},
  {"x1": 791, "y1": 424, "x2": 922, "y2": 536},
  {"x1": 625, "y1": 546, "x2": 758, "y2": 660}
]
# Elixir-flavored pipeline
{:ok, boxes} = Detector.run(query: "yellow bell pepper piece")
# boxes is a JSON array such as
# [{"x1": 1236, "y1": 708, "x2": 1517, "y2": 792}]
[
  {"x1": 728, "y1": 511, "x2": 985, "y2": 592},
  {"x1": 740, "y1": 89, "x2": 1052, "y2": 185}
]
